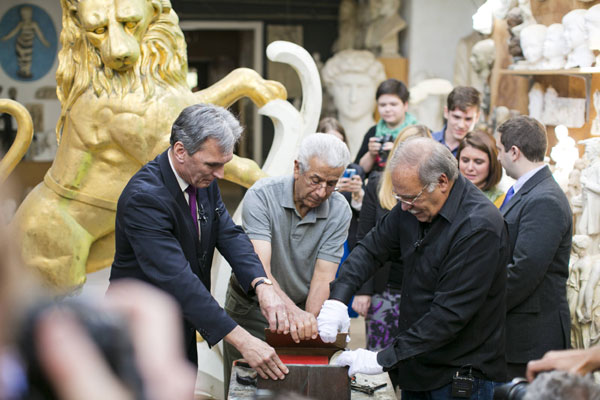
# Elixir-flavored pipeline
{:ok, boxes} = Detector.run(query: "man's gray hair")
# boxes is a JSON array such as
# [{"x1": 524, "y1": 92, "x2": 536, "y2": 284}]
[
  {"x1": 388, "y1": 137, "x2": 458, "y2": 190},
  {"x1": 523, "y1": 371, "x2": 600, "y2": 400},
  {"x1": 170, "y1": 103, "x2": 242, "y2": 154},
  {"x1": 297, "y1": 134, "x2": 351, "y2": 173}
]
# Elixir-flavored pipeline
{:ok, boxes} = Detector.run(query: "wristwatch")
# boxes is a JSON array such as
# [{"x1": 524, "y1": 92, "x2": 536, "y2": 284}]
[{"x1": 254, "y1": 278, "x2": 273, "y2": 290}]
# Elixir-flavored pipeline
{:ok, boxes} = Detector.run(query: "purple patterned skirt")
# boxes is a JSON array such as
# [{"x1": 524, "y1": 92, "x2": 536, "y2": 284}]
[{"x1": 365, "y1": 287, "x2": 401, "y2": 351}]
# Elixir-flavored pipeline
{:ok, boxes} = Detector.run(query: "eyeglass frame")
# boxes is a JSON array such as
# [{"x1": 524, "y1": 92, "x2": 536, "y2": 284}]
[
  {"x1": 303, "y1": 173, "x2": 339, "y2": 192},
  {"x1": 393, "y1": 182, "x2": 431, "y2": 206}
]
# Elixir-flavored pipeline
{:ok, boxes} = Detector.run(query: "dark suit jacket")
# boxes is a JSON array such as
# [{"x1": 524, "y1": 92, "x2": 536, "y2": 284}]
[
  {"x1": 502, "y1": 165, "x2": 572, "y2": 363},
  {"x1": 109, "y1": 150, "x2": 265, "y2": 363}
]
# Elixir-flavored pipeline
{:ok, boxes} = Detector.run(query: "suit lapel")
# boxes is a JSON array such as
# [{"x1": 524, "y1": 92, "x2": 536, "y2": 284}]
[
  {"x1": 158, "y1": 151, "x2": 201, "y2": 243},
  {"x1": 501, "y1": 166, "x2": 551, "y2": 216}
]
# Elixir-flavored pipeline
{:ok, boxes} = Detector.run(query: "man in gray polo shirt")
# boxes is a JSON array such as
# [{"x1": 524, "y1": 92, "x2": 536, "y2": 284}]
[{"x1": 223, "y1": 134, "x2": 352, "y2": 391}]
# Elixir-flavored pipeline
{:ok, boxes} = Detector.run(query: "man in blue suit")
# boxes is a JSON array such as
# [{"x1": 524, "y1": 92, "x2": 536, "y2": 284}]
[
  {"x1": 495, "y1": 116, "x2": 572, "y2": 380},
  {"x1": 109, "y1": 104, "x2": 289, "y2": 381}
]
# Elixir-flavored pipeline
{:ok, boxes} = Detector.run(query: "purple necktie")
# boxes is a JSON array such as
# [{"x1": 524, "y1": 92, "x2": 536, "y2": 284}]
[{"x1": 185, "y1": 185, "x2": 199, "y2": 235}]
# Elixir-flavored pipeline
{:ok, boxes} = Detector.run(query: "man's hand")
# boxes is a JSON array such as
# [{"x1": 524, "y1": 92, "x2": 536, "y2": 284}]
[
  {"x1": 317, "y1": 299, "x2": 350, "y2": 343},
  {"x1": 351, "y1": 295, "x2": 371, "y2": 317},
  {"x1": 256, "y1": 284, "x2": 290, "y2": 335},
  {"x1": 334, "y1": 349, "x2": 383, "y2": 376},
  {"x1": 231, "y1": 327, "x2": 289, "y2": 380},
  {"x1": 526, "y1": 347, "x2": 600, "y2": 382},
  {"x1": 287, "y1": 307, "x2": 318, "y2": 343}
]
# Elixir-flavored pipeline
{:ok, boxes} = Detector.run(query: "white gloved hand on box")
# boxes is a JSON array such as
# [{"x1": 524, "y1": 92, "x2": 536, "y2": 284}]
[
  {"x1": 334, "y1": 348, "x2": 384, "y2": 376},
  {"x1": 317, "y1": 299, "x2": 350, "y2": 343}
]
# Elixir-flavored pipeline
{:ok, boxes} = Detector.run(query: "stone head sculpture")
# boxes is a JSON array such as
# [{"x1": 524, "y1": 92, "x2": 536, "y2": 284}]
[
  {"x1": 585, "y1": 5, "x2": 600, "y2": 66},
  {"x1": 520, "y1": 24, "x2": 548, "y2": 67},
  {"x1": 543, "y1": 24, "x2": 568, "y2": 69},
  {"x1": 563, "y1": 9, "x2": 594, "y2": 68},
  {"x1": 321, "y1": 50, "x2": 386, "y2": 122},
  {"x1": 470, "y1": 39, "x2": 496, "y2": 80},
  {"x1": 321, "y1": 49, "x2": 386, "y2": 157}
]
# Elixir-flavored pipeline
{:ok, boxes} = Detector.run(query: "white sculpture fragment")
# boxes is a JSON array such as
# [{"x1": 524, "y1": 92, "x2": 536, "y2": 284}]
[
  {"x1": 528, "y1": 82, "x2": 544, "y2": 121},
  {"x1": 517, "y1": 24, "x2": 547, "y2": 69},
  {"x1": 470, "y1": 39, "x2": 496, "y2": 95},
  {"x1": 542, "y1": 23, "x2": 568, "y2": 69},
  {"x1": 563, "y1": 9, "x2": 595, "y2": 69},
  {"x1": 364, "y1": 0, "x2": 405, "y2": 57},
  {"x1": 551, "y1": 125, "x2": 579, "y2": 191},
  {"x1": 584, "y1": 5, "x2": 600, "y2": 67},
  {"x1": 592, "y1": 90, "x2": 600, "y2": 136},
  {"x1": 408, "y1": 79, "x2": 454, "y2": 133},
  {"x1": 578, "y1": 138, "x2": 600, "y2": 244},
  {"x1": 541, "y1": 86, "x2": 586, "y2": 128}
]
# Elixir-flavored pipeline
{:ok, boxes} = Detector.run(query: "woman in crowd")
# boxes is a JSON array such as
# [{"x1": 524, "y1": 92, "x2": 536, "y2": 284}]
[
  {"x1": 354, "y1": 78, "x2": 419, "y2": 175},
  {"x1": 352, "y1": 124, "x2": 431, "y2": 376},
  {"x1": 457, "y1": 128, "x2": 505, "y2": 207}
]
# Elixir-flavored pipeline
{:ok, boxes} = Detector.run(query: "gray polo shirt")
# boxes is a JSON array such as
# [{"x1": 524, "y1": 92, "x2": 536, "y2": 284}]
[{"x1": 242, "y1": 175, "x2": 351, "y2": 304}]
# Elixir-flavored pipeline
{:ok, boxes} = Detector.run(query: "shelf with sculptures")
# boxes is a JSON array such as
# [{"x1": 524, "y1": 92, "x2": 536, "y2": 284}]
[{"x1": 470, "y1": 0, "x2": 600, "y2": 351}]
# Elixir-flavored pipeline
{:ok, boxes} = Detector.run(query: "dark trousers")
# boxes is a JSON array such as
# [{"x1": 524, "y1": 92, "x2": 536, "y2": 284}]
[{"x1": 402, "y1": 378, "x2": 504, "y2": 400}]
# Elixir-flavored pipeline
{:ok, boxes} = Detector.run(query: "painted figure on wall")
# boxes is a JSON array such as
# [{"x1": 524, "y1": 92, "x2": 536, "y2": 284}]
[
  {"x1": 6, "y1": 0, "x2": 285, "y2": 289},
  {"x1": 1, "y1": 5, "x2": 50, "y2": 79}
]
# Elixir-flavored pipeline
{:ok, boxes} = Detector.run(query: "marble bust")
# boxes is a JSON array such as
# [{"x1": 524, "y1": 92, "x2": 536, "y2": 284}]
[
  {"x1": 542, "y1": 24, "x2": 568, "y2": 69},
  {"x1": 519, "y1": 24, "x2": 548, "y2": 69},
  {"x1": 563, "y1": 9, "x2": 594, "y2": 69},
  {"x1": 470, "y1": 39, "x2": 496, "y2": 94},
  {"x1": 321, "y1": 50, "x2": 386, "y2": 157},
  {"x1": 585, "y1": 5, "x2": 600, "y2": 66}
]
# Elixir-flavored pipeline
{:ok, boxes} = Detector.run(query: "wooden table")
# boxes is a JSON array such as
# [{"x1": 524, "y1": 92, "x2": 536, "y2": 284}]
[{"x1": 228, "y1": 364, "x2": 396, "y2": 399}]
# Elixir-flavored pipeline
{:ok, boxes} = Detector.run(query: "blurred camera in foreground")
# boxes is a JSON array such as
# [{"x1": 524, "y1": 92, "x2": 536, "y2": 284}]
[{"x1": 494, "y1": 371, "x2": 600, "y2": 400}]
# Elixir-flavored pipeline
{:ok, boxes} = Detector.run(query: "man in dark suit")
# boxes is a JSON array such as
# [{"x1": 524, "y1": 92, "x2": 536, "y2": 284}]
[
  {"x1": 495, "y1": 116, "x2": 572, "y2": 380},
  {"x1": 109, "y1": 104, "x2": 289, "y2": 381}
]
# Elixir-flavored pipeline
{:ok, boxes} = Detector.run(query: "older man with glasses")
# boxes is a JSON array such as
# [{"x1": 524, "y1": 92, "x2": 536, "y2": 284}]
[
  {"x1": 223, "y1": 134, "x2": 352, "y2": 394},
  {"x1": 317, "y1": 137, "x2": 510, "y2": 400}
]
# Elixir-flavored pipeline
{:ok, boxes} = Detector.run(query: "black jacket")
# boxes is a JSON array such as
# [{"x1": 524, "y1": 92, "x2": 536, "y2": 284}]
[
  {"x1": 330, "y1": 175, "x2": 509, "y2": 390},
  {"x1": 503, "y1": 166, "x2": 572, "y2": 364}
]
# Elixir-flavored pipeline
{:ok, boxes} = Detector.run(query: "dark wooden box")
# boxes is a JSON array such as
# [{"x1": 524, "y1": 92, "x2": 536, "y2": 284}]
[{"x1": 256, "y1": 332, "x2": 350, "y2": 400}]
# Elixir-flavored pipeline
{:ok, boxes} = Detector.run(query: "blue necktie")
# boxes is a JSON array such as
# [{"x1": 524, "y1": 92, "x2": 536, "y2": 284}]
[{"x1": 500, "y1": 186, "x2": 515, "y2": 211}]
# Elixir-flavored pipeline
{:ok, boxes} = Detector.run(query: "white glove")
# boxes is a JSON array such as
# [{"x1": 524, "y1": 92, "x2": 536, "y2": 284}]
[
  {"x1": 317, "y1": 299, "x2": 350, "y2": 343},
  {"x1": 335, "y1": 349, "x2": 384, "y2": 376}
]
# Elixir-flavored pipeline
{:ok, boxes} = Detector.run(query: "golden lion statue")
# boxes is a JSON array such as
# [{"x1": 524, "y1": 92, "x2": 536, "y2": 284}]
[{"x1": 5, "y1": 0, "x2": 284, "y2": 289}]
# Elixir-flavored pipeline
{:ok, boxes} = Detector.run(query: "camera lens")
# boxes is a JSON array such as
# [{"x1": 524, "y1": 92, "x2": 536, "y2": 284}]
[{"x1": 493, "y1": 378, "x2": 529, "y2": 400}]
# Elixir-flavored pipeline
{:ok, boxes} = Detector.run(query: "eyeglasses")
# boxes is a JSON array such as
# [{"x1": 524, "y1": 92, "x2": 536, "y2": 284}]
[
  {"x1": 393, "y1": 183, "x2": 430, "y2": 206},
  {"x1": 304, "y1": 174, "x2": 338, "y2": 192}
]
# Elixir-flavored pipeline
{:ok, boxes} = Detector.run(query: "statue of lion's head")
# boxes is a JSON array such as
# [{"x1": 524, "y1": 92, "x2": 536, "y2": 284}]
[{"x1": 56, "y1": 0, "x2": 189, "y2": 138}]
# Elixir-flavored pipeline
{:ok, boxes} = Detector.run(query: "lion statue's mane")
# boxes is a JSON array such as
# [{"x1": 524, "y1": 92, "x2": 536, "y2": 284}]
[{"x1": 56, "y1": 0, "x2": 189, "y2": 139}]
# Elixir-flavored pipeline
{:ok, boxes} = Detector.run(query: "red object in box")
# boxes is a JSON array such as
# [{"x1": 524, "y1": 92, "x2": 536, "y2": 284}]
[{"x1": 278, "y1": 354, "x2": 329, "y2": 365}]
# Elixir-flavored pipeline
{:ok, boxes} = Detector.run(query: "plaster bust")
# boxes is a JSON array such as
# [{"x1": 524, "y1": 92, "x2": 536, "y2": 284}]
[
  {"x1": 563, "y1": 9, "x2": 594, "y2": 68},
  {"x1": 542, "y1": 24, "x2": 568, "y2": 69},
  {"x1": 321, "y1": 50, "x2": 386, "y2": 157},
  {"x1": 470, "y1": 39, "x2": 496, "y2": 92},
  {"x1": 519, "y1": 24, "x2": 548, "y2": 68},
  {"x1": 585, "y1": 5, "x2": 600, "y2": 67}
]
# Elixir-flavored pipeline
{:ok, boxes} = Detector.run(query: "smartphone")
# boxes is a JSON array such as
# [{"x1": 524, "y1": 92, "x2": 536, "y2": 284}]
[{"x1": 343, "y1": 168, "x2": 356, "y2": 178}]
